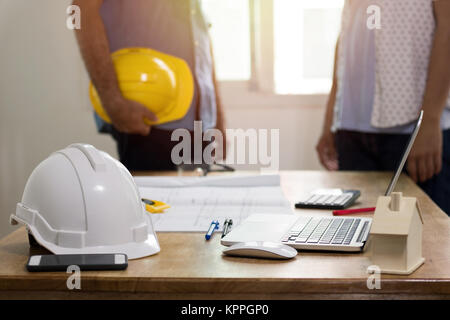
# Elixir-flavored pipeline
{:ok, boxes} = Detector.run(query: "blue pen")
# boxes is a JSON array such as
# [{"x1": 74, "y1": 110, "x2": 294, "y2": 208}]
[{"x1": 205, "y1": 220, "x2": 219, "y2": 240}]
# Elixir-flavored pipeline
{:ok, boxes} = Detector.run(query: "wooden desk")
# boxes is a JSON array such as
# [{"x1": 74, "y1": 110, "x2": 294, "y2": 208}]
[{"x1": 0, "y1": 171, "x2": 449, "y2": 300}]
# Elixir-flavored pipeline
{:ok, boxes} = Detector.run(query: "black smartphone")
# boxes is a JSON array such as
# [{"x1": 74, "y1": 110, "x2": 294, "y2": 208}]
[{"x1": 26, "y1": 254, "x2": 128, "y2": 272}]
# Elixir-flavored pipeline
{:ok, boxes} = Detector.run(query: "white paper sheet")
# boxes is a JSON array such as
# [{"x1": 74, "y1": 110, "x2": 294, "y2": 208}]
[{"x1": 135, "y1": 175, "x2": 293, "y2": 232}]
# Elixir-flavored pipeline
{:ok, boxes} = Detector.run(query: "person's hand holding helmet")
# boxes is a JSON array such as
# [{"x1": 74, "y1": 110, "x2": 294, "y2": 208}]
[{"x1": 103, "y1": 94, "x2": 158, "y2": 136}]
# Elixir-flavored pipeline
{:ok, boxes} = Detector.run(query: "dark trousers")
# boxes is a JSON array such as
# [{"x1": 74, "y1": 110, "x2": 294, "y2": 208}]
[
  {"x1": 111, "y1": 127, "x2": 179, "y2": 171},
  {"x1": 111, "y1": 127, "x2": 212, "y2": 172},
  {"x1": 335, "y1": 130, "x2": 450, "y2": 216}
]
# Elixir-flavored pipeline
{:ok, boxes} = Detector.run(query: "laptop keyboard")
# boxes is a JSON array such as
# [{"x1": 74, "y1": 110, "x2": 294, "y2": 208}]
[{"x1": 281, "y1": 216, "x2": 366, "y2": 246}]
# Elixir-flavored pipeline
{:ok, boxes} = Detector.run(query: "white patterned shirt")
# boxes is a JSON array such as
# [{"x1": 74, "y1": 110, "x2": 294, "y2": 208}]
[{"x1": 333, "y1": 0, "x2": 450, "y2": 132}]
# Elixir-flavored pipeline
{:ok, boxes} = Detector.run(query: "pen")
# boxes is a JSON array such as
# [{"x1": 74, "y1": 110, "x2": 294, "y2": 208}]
[
  {"x1": 332, "y1": 207, "x2": 376, "y2": 216},
  {"x1": 205, "y1": 220, "x2": 219, "y2": 240},
  {"x1": 221, "y1": 218, "x2": 233, "y2": 239}
]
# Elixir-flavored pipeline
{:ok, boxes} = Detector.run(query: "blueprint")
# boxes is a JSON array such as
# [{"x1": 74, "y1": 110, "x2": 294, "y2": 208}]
[{"x1": 135, "y1": 175, "x2": 293, "y2": 232}]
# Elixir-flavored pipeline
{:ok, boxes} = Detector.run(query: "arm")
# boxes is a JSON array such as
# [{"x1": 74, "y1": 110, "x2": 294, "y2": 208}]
[
  {"x1": 214, "y1": 75, "x2": 225, "y2": 135},
  {"x1": 407, "y1": 0, "x2": 450, "y2": 182},
  {"x1": 316, "y1": 38, "x2": 339, "y2": 171},
  {"x1": 72, "y1": 0, "x2": 156, "y2": 135},
  {"x1": 210, "y1": 44, "x2": 227, "y2": 161}
]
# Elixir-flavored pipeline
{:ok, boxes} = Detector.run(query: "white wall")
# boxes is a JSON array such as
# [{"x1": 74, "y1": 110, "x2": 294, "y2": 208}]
[
  {"x1": 0, "y1": 0, "x2": 117, "y2": 238},
  {"x1": 223, "y1": 104, "x2": 325, "y2": 170},
  {"x1": 0, "y1": 0, "x2": 325, "y2": 238}
]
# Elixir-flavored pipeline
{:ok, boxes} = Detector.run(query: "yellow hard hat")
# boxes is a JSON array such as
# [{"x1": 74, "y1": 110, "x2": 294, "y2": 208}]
[{"x1": 89, "y1": 47, "x2": 194, "y2": 125}]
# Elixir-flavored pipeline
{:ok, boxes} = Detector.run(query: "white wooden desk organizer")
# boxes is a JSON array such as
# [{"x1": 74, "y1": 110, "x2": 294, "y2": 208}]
[{"x1": 369, "y1": 192, "x2": 425, "y2": 275}]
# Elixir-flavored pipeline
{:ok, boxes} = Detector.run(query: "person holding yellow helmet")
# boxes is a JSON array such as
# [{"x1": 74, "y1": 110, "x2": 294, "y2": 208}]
[{"x1": 73, "y1": 0, "x2": 225, "y2": 170}]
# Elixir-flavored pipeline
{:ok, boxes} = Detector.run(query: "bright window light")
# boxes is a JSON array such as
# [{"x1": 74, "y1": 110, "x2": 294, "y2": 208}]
[
  {"x1": 274, "y1": 0, "x2": 344, "y2": 94},
  {"x1": 201, "y1": 0, "x2": 251, "y2": 81}
]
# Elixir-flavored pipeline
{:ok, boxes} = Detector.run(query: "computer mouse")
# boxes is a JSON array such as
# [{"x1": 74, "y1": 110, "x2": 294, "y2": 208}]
[{"x1": 222, "y1": 241, "x2": 298, "y2": 260}]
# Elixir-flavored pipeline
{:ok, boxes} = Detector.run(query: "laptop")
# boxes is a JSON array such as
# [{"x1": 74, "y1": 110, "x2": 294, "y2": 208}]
[{"x1": 222, "y1": 111, "x2": 423, "y2": 252}]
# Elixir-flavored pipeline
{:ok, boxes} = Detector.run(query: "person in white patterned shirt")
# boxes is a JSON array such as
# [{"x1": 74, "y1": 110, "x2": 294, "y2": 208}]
[{"x1": 316, "y1": 0, "x2": 450, "y2": 215}]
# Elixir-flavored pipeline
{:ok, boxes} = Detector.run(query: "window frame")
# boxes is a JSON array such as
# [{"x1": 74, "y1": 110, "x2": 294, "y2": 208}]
[{"x1": 214, "y1": 0, "x2": 333, "y2": 110}]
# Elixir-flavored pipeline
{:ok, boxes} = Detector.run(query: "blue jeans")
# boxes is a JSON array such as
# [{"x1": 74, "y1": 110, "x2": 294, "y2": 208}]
[{"x1": 336, "y1": 129, "x2": 450, "y2": 216}]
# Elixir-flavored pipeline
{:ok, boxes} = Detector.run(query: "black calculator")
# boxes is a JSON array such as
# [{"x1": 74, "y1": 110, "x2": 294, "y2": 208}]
[{"x1": 295, "y1": 189, "x2": 361, "y2": 210}]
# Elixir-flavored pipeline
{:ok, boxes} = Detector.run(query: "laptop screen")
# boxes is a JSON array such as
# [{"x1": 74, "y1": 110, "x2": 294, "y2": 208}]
[{"x1": 384, "y1": 110, "x2": 423, "y2": 196}]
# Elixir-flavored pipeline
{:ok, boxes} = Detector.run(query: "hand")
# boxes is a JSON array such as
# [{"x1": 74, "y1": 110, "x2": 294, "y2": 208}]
[
  {"x1": 407, "y1": 118, "x2": 442, "y2": 183},
  {"x1": 316, "y1": 131, "x2": 339, "y2": 171},
  {"x1": 105, "y1": 96, "x2": 158, "y2": 136}
]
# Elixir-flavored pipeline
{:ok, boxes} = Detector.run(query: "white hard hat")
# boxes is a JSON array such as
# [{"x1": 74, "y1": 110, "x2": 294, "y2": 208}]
[{"x1": 10, "y1": 143, "x2": 160, "y2": 260}]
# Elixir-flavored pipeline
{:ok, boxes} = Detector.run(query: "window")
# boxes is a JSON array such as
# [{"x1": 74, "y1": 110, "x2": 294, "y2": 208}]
[
  {"x1": 202, "y1": 0, "x2": 344, "y2": 97},
  {"x1": 274, "y1": 0, "x2": 344, "y2": 94},
  {"x1": 201, "y1": 0, "x2": 251, "y2": 81}
]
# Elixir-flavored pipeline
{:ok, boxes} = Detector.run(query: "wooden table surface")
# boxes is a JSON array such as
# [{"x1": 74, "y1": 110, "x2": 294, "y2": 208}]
[{"x1": 0, "y1": 171, "x2": 449, "y2": 299}]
